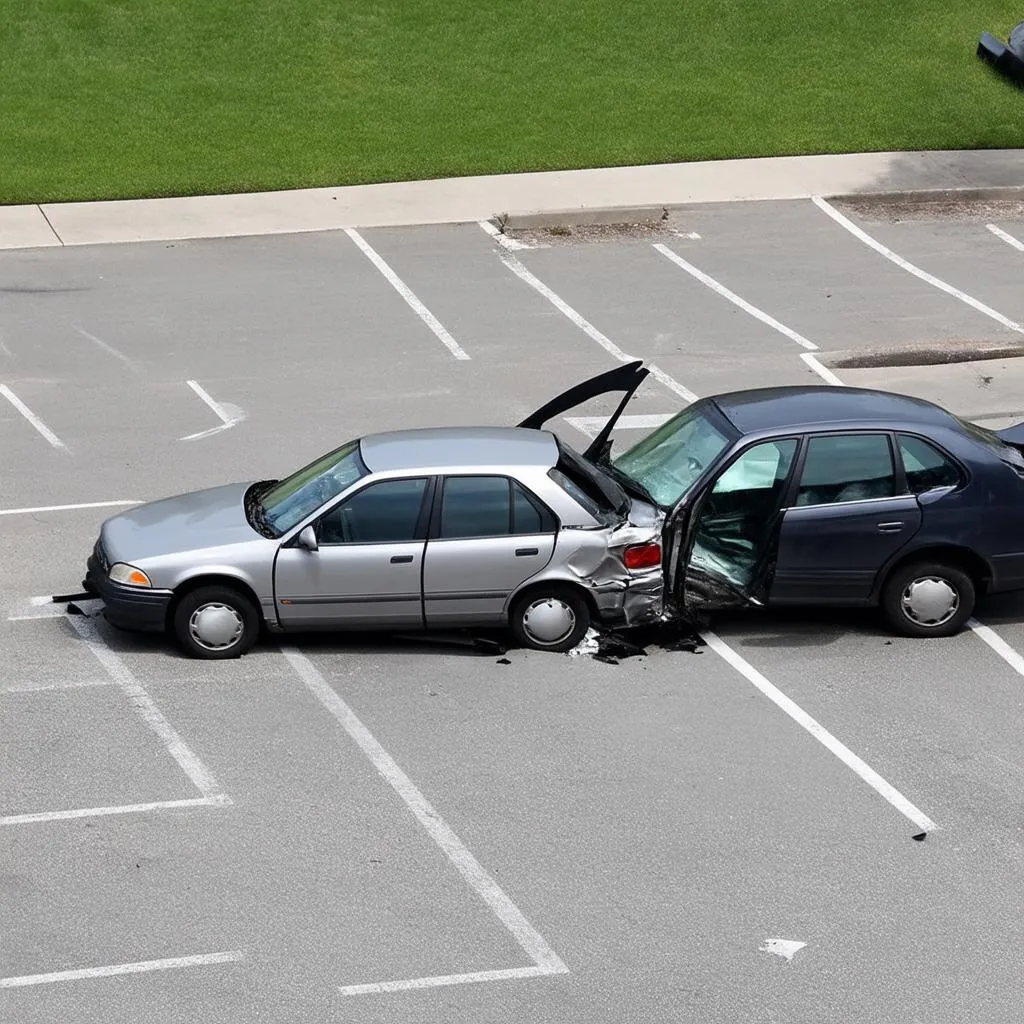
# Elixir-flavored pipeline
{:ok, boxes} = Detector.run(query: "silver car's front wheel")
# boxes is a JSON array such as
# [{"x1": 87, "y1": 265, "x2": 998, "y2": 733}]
[
  {"x1": 510, "y1": 586, "x2": 590, "y2": 653},
  {"x1": 173, "y1": 584, "x2": 260, "y2": 660}
]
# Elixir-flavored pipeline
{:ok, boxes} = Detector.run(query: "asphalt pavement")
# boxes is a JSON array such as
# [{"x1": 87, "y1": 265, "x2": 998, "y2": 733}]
[{"x1": 2, "y1": 195, "x2": 1024, "y2": 1023}]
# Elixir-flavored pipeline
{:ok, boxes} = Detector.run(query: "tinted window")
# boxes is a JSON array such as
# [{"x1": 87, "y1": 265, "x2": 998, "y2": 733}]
[
  {"x1": 898, "y1": 435, "x2": 962, "y2": 493},
  {"x1": 318, "y1": 478, "x2": 427, "y2": 543},
  {"x1": 512, "y1": 482, "x2": 554, "y2": 534},
  {"x1": 440, "y1": 477, "x2": 511, "y2": 538},
  {"x1": 796, "y1": 434, "x2": 896, "y2": 506}
]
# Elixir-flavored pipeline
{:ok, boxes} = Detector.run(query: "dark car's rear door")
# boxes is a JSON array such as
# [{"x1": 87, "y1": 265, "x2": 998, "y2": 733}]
[{"x1": 768, "y1": 432, "x2": 922, "y2": 604}]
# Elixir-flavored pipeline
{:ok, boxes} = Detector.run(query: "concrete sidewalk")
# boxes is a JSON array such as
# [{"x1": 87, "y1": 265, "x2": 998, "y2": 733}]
[{"x1": 2, "y1": 148, "x2": 1024, "y2": 250}]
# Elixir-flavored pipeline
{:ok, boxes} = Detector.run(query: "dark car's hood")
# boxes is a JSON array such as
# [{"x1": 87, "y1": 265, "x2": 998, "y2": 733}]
[{"x1": 101, "y1": 481, "x2": 260, "y2": 562}]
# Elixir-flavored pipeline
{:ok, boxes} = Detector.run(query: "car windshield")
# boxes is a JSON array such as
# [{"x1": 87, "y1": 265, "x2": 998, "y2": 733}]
[
  {"x1": 260, "y1": 441, "x2": 368, "y2": 536},
  {"x1": 612, "y1": 404, "x2": 732, "y2": 507}
]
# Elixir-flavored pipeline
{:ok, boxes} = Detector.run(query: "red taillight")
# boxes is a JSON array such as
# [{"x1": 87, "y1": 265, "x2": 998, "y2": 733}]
[{"x1": 623, "y1": 542, "x2": 661, "y2": 570}]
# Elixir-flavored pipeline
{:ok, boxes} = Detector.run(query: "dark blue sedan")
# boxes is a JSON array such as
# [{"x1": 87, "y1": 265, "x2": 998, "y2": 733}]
[{"x1": 536, "y1": 362, "x2": 1024, "y2": 637}]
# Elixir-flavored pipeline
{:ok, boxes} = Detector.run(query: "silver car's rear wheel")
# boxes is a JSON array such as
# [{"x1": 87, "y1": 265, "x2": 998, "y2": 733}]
[
  {"x1": 173, "y1": 584, "x2": 259, "y2": 660},
  {"x1": 511, "y1": 586, "x2": 590, "y2": 653}
]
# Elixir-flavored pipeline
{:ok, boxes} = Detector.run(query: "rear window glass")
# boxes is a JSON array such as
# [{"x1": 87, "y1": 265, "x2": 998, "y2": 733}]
[{"x1": 897, "y1": 435, "x2": 963, "y2": 493}]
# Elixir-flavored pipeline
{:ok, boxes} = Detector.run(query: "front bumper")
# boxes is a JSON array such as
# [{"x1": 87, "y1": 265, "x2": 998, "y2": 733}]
[
  {"x1": 590, "y1": 572, "x2": 664, "y2": 628},
  {"x1": 85, "y1": 548, "x2": 172, "y2": 633}
]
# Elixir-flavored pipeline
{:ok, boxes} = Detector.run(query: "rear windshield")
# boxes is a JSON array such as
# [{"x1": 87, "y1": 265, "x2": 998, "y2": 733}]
[{"x1": 550, "y1": 443, "x2": 627, "y2": 524}]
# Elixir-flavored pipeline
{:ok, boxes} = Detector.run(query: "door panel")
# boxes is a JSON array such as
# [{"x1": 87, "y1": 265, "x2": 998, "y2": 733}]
[
  {"x1": 770, "y1": 498, "x2": 923, "y2": 604},
  {"x1": 423, "y1": 535, "x2": 555, "y2": 624},
  {"x1": 274, "y1": 542, "x2": 425, "y2": 627}
]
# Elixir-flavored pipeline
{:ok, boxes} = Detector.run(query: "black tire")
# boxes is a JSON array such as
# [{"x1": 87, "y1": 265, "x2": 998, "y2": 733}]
[
  {"x1": 172, "y1": 585, "x2": 260, "y2": 660},
  {"x1": 510, "y1": 585, "x2": 591, "y2": 653},
  {"x1": 880, "y1": 561, "x2": 975, "y2": 638}
]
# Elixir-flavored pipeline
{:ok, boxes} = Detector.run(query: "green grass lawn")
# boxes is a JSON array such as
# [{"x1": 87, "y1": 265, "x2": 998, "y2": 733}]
[{"x1": 3, "y1": 1, "x2": 1023, "y2": 204}]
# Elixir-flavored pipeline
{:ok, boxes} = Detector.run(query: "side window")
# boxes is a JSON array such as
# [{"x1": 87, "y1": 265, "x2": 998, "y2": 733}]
[
  {"x1": 897, "y1": 435, "x2": 963, "y2": 493},
  {"x1": 318, "y1": 478, "x2": 427, "y2": 544},
  {"x1": 796, "y1": 434, "x2": 896, "y2": 506},
  {"x1": 511, "y1": 481, "x2": 556, "y2": 534},
  {"x1": 440, "y1": 476, "x2": 511, "y2": 539},
  {"x1": 710, "y1": 439, "x2": 798, "y2": 496}
]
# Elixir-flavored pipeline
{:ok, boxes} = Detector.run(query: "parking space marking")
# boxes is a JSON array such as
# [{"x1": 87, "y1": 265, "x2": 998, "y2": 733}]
[
  {"x1": 968, "y1": 618, "x2": 1024, "y2": 676},
  {"x1": 68, "y1": 616, "x2": 230, "y2": 804},
  {"x1": 799, "y1": 351, "x2": 844, "y2": 386},
  {"x1": 340, "y1": 963, "x2": 554, "y2": 996},
  {"x1": 2, "y1": 677, "x2": 112, "y2": 694},
  {"x1": 0, "y1": 383, "x2": 67, "y2": 450},
  {"x1": 2, "y1": 795, "x2": 230, "y2": 827},
  {"x1": 987, "y1": 224, "x2": 1024, "y2": 252},
  {"x1": 0, "y1": 499, "x2": 141, "y2": 517},
  {"x1": 566, "y1": 413, "x2": 672, "y2": 439},
  {"x1": 72, "y1": 326, "x2": 140, "y2": 373},
  {"x1": 653, "y1": 243, "x2": 819, "y2": 351},
  {"x1": 344, "y1": 228, "x2": 471, "y2": 361},
  {"x1": 0, "y1": 949, "x2": 244, "y2": 989},
  {"x1": 496, "y1": 250, "x2": 698, "y2": 402},
  {"x1": 281, "y1": 647, "x2": 569, "y2": 994},
  {"x1": 703, "y1": 631, "x2": 938, "y2": 834},
  {"x1": 180, "y1": 379, "x2": 246, "y2": 441},
  {"x1": 812, "y1": 196, "x2": 1024, "y2": 335},
  {"x1": 478, "y1": 220, "x2": 534, "y2": 251}
]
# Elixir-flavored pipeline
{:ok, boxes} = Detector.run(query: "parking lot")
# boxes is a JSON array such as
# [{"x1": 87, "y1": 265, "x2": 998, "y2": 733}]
[{"x1": 2, "y1": 196, "x2": 1024, "y2": 1023}]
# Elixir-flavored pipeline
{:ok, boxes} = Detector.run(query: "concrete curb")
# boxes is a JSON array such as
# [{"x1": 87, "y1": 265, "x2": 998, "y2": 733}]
[{"x1": 825, "y1": 339, "x2": 1024, "y2": 370}]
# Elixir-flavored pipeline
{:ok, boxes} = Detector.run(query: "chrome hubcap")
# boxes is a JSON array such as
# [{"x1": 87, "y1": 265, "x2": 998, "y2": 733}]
[
  {"x1": 901, "y1": 576, "x2": 959, "y2": 627},
  {"x1": 521, "y1": 598, "x2": 576, "y2": 645},
  {"x1": 189, "y1": 602, "x2": 244, "y2": 650}
]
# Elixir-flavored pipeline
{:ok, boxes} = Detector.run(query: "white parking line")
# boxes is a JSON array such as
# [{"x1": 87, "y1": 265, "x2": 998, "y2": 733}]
[
  {"x1": 68, "y1": 615, "x2": 229, "y2": 803},
  {"x1": 653, "y1": 244, "x2": 819, "y2": 351},
  {"x1": 703, "y1": 631, "x2": 938, "y2": 834},
  {"x1": 2, "y1": 677, "x2": 112, "y2": 694},
  {"x1": 0, "y1": 950, "x2": 244, "y2": 989},
  {"x1": 986, "y1": 224, "x2": 1024, "y2": 252},
  {"x1": 496, "y1": 251, "x2": 697, "y2": 403},
  {"x1": 1, "y1": 795, "x2": 230, "y2": 827},
  {"x1": 180, "y1": 379, "x2": 246, "y2": 441},
  {"x1": 0, "y1": 499, "x2": 141, "y2": 517},
  {"x1": 73, "y1": 326, "x2": 140, "y2": 373},
  {"x1": 478, "y1": 220, "x2": 534, "y2": 251},
  {"x1": 812, "y1": 197, "x2": 1024, "y2": 335},
  {"x1": 968, "y1": 618, "x2": 1024, "y2": 676},
  {"x1": 340, "y1": 964, "x2": 553, "y2": 996},
  {"x1": 281, "y1": 647, "x2": 569, "y2": 994},
  {"x1": 800, "y1": 352, "x2": 844, "y2": 386},
  {"x1": 0, "y1": 383, "x2": 67, "y2": 450},
  {"x1": 566, "y1": 413, "x2": 672, "y2": 439},
  {"x1": 345, "y1": 227, "x2": 471, "y2": 361}
]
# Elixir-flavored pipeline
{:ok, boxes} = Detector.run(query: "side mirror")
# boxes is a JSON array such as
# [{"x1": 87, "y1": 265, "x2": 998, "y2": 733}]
[{"x1": 297, "y1": 525, "x2": 319, "y2": 552}]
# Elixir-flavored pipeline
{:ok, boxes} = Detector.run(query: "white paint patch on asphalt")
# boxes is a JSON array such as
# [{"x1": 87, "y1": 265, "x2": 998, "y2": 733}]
[
  {"x1": 759, "y1": 938, "x2": 807, "y2": 962},
  {"x1": 986, "y1": 224, "x2": 1024, "y2": 252},
  {"x1": 496, "y1": 251, "x2": 698, "y2": 403},
  {"x1": 1, "y1": 794, "x2": 230, "y2": 827},
  {"x1": 702, "y1": 630, "x2": 939, "y2": 834},
  {"x1": 653, "y1": 244, "x2": 819, "y2": 351},
  {"x1": 68, "y1": 615, "x2": 230, "y2": 803},
  {"x1": 477, "y1": 220, "x2": 534, "y2": 251},
  {"x1": 968, "y1": 617, "x2": 1024, "y2": 676},
  {"x1": 2, "y1": 677, "x2": 113, "y2": 694},
  {"x1": 0, "y1": 950, "x2": 244, "y2": 989},
  {"x1": 800, "y1": 352, "x2": 845, "y2": 386},
  {"x1": 73, "y1": 326, "x2": 140, "y2": 373},
  {"x1": 8, "y1": 596, "x2": 103, "y2": 622},
  {"x1": 0, "y1": 383, "x2": 67, "y2": 450},
  {"x1": 812, "y1": 197, "x2": 1024, "y2": 335},
  {"x1": 281, "y1": 647, "x2": 569, "y2": 993},
  {"x1": 345, "y1": 227, "x2": 471, "y2": 361},
  {"x1": 672, "y1": 230, "x2": 702, "y2": 240},
  {"x1": 180, "y1": 379, "x2": 246, "y2": 441},
  {"x1": 565, "y1": 413, "x2": 672, "y2": 439},
  {"x1": 340, "y1": 963, "x2": 554, "y2": 996},
  {"x1": 0, "y1": 499, "x2": 141, "y2": 517}
]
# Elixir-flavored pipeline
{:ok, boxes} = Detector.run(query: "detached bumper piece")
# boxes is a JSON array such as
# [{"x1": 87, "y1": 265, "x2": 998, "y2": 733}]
[
  {"x1": 978, "y1": 26, "x2": 1024, "y2": 86},
  {"x1": 84, "y1": 550, "x2": 172, "y2": 633}
]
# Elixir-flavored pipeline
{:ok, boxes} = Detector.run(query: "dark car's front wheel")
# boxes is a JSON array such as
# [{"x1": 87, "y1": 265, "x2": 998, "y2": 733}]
[
  {"x1": 172, "y1": 585, "x2": 260, "y2": 659},
  {"x1": 881, "y1": 562, "x2": 975, "y2": 638},
  {"x1": 510, "y1": 585, "x2": 591, "y2": 653}
]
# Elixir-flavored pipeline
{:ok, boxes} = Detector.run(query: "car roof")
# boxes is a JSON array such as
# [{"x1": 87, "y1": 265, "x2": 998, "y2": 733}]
[
  {"x1": 711, "y1": 386, "x2": 961, "y2": 435},
  {"x1": 358, "y1": 426, "x2": 559, "y2": 474}
]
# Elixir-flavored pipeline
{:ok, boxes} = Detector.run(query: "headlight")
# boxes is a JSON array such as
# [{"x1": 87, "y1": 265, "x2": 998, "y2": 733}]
[{"x1": 108, "y1": 563, "x2": 153, "y2": 587}]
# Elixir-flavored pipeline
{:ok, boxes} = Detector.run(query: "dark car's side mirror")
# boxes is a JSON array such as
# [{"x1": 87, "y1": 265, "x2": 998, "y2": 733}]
[{"x1": 297, "y1": 525, "x2": 319, "y2": 551}]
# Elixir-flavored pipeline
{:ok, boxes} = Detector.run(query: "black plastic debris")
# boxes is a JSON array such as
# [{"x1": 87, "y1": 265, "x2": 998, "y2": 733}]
[
  {"x1": 585, "y1": 619, "x2": 705, "y2": 664},
  {"x1": 496, "y1": 657, "x2": 512, "y2": 665},
  {"x1": 912, "y1": 832, "x2": 927, "y2": 842},
  {"x1": 978, "y1": 23, "x2": 1024, "y2": 86},
  {"x1": 51, "y1": 591, "x2": 92, "y2": 604}
]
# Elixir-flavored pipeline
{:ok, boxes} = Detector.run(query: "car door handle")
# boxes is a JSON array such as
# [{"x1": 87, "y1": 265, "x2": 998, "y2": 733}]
[
  {"x1": 876, "y1": 521, "x2": 904, "y2": 533},
  {"x1": 390, "y1": 555, "x2": 414, "y2": 564},
  {"x1": 515, "y1": 547, "x2": 539, "y2": 556}
]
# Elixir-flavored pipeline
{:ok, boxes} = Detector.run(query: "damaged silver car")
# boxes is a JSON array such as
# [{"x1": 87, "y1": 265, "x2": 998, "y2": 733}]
[{"x1": 84, "y1": 363, "x2": 664, "y2": 658}]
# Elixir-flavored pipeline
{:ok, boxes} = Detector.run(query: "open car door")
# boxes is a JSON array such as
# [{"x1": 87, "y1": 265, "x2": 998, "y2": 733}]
[{"x1": 518, "y1": 361, "x2": 650, "y2": 462}]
